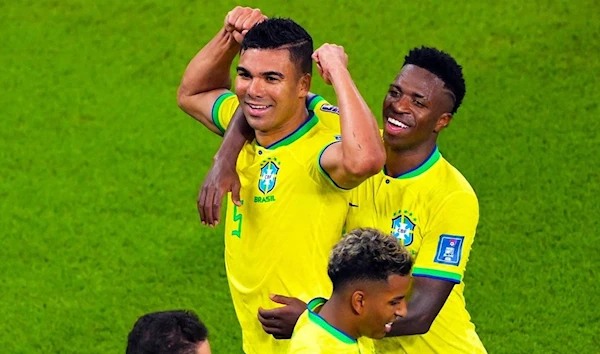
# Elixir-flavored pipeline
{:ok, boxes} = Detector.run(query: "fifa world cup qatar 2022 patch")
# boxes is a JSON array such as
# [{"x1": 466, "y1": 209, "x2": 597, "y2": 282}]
[
  {"x1": 320, "y1": 104, "x2": 340, "y2": 115},
  {"x1": 434, "y1": 235, "x2": 464, "y2": 265}
]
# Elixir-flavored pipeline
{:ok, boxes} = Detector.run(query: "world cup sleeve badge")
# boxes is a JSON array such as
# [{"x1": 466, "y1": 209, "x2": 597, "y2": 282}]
[{"x1": 434, "y1": 235, "x2": 464, "y2": 265}]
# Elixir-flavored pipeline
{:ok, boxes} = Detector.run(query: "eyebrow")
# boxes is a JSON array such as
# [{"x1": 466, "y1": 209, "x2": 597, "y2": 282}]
[
  {"x1": 391, "y1": 295, "x2": 406, "y2": 302},
  {"x1": 236, "y1": 67, "x2": 285, "y2": 79},
  {"x1": 390, "y1": 84, "x2": 427, "y2": 100},
  {"x1": 262, "y1": 71, "x2": 285, "y2": 79}
]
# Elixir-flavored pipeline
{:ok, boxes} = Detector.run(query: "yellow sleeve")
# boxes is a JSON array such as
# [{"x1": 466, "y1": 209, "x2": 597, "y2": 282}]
[
  {"x1": 308, "y1": 94, "x2": 341, "y2": 133},
  {"x1": 211, "y1": 92, "x2": 238, "y2": 134},
  {"x1": 412, "y1": 192, "x2": 479, "y2": 283}
]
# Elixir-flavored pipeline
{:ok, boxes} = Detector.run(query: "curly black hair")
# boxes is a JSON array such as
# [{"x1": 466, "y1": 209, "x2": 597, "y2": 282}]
[
  {"x1": 126, "y1": 310, "x2": 208, "y2": 354},
  {"x1": 404, "y1": 46, "x2": 466, "y2": 113},
  {"x1": 328, "y1": 228, "x2": 413, "y2": 291},
  {"x1": 241, "y1": 18, "x2": 313, "y2": 75}
]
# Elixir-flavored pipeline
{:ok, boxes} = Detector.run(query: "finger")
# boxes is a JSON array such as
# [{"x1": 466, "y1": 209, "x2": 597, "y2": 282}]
[
  {"x1": 211, "y1": 186, "x2": 224, "y2": 226},
  {"x1": 270, "y1": 294, "x2": 293, "y2": 305},
  {"x1": 234, "y1": 8, "x2": 252, "y2": 31},
  {"x1": 232, "y1": 30, "x2": 245, "y2": 44},
  {"x1": 258, "y1": 307, "x2": 283, "y2": 320},
  {"x1": 242, "y1": 9, "x2": 263, "y2": 30},
  {"x1": 257, "y1": 313, "x2": 281, "y2": 328},
  {"x1": 311, "y1": 50, "x2": 319, "y2": 62},
  {"x1": 198, "y1": 185, "x2": 208, "y2": 224},
  {"x1": 224, "y1": 7, "x2": 239, "y2": 31},
  {"x1": 260, "y1": 323, "x2": 286, "y2": 336},
  {"x1": 203, "y1": 183, "x2": 217, "y2": 227},
  {"x1": 231, "y1": 180, "x2": 242, "y2": 207},
  {"x1": 316, "y1": 63, "x2": 324, "y2": 77}
]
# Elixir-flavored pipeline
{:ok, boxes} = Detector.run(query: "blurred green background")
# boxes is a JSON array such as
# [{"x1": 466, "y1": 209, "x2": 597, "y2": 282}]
[{"x1": 1, "y1": 0, "x2": 598, "y2": 352}]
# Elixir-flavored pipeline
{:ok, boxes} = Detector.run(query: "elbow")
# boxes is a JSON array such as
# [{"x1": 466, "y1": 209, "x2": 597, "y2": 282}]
[
  {"x1": 411, "y1": 314, "x2": 435, "y2": 335},
  {"x1": 412, "y1": 323, "x2": 432, "y2": 336},
  {"x1": 176, "y1": 86, "x2": 188, "y2": 111},
  {"x1": 343, "y1": 152, "x2": 385, "y2": 179}
]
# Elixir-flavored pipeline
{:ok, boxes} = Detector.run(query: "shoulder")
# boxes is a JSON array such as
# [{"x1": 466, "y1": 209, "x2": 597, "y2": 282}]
[
  {"x1": 308, "y1": 94, "x2": 341, "y2": 133},
  {"x1": 432, "y1": 157, "x2": 477, "y2": 199}
]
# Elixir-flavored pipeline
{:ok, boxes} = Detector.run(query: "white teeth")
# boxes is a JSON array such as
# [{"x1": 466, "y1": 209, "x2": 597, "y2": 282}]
[
  {"x1": 248, "y1": 103, "x2": 268, "y2": 109},
  {"x1": 387, "y1": 117, "x2": 408, "y2": 129}
]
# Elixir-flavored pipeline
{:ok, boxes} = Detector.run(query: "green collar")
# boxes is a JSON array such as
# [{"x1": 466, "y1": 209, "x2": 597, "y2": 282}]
[
  {"x1": 307, "y1": 297, "x2": 357, "y2": 345},
  {"x1": 385, "y1": 146, "x2": 441, "y2": 179},
  {"x1": 258, "y1": 111, "x2": 318, "y2": 150}
]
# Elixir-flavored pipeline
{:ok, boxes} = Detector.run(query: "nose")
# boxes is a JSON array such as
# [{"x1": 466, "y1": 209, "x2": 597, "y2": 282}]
[
  {"x1": 395, "y1": 299, "x2": 407, "y2": 318},
  {"x1": 246, "y1": 78, "x2": 264, "y2": 99},
  {"x1": 391, "y1": 94, "x2": 410, "y2": 113}
]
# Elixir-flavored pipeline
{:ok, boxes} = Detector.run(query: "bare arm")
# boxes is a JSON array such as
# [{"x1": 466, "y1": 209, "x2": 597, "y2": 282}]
[
  {"x1": 315, "y1": 44, "x2": 385, "y2": 189},
  {"x1": 387, "y1": 277, "x2": 454, "y2": 336},
  {"x1": 176, "y1": 7, "x2": 266, "y2": 135},
  {"x1": 198, "y1": 106, "x2": 255, "y2": 225}
]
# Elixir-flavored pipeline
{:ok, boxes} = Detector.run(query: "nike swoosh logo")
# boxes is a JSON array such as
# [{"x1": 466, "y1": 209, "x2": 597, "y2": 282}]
[{"x1": 349, "y1": 203, "x2": 359, "y2": 207}]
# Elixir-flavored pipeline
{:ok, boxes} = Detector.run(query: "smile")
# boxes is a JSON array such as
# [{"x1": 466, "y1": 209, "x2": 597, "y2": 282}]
[
  {"x1": 247, "y1": 103, "x2": 270, "y2": 109},
  {"x1": 387, "y1": 117, "x2": 409, "y2": 129}
]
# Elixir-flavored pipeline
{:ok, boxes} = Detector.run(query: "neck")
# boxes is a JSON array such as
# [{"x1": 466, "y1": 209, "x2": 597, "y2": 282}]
[
  {"x1": 384, "y1": 139, "x2": 437, "y2": 177},
  {"x1": 255, "y1": 107, "x2": 309, "y2": 147},
  {"x1": 318, "y1": 294, "x2": 360, "y2": 340}
]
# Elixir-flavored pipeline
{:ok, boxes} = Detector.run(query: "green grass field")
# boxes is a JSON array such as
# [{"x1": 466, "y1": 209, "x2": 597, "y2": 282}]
[{"x1": 1, "y1": 0, "x2": 598, "y2": 353}]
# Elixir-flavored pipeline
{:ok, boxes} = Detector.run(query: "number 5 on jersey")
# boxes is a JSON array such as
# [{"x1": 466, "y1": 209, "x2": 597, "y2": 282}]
[{"x1": 232, "y1": 201, "x2": 243, "y2": 238}]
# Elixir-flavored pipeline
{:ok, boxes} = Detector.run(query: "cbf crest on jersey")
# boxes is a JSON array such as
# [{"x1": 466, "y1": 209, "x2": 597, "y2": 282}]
[
  {"x1": 258, "y1": 158, "x2": 280, "y2": 194},
  {"x1": 391, "y1": 210, "x2": 417, "y2": 246}
]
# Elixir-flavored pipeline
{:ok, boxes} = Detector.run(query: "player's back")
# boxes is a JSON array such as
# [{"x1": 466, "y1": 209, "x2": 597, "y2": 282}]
[{"x1": 223, "y1": 111, "x2": 350, "y2": 354}]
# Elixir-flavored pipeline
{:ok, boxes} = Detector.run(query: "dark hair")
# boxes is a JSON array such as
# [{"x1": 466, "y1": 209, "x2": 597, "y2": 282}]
[
  {"x1": 241, "y1": 18, "x2": 313, "y2": 75},
  {"x1": 328, "y1": 228, "x2": 413, "y2": 291},
  {"x1": 403, "y1": 46, "x2": 466, "y2": 113},
  {"x1": 126, "y1": 310, "x2": 208, "y2": 354}
]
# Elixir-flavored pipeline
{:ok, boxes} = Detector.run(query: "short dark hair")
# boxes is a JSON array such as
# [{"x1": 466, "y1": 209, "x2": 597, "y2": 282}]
[
  {"x1": 126, "y1": 310, "x2": 208, "y2": 354},
  {"x1": 403, "y1": 46, "x2": 466, "y2": 113},
  {"x1": 241, "y1": 18, "x2": 313, "y2": 75},
  {"x1": 328, "y1": 228, "x2": 413, "y2": 291}
]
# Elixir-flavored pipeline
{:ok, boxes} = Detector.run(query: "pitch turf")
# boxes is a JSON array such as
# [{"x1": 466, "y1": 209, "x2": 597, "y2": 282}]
[{"x1": 1, "y1": 0, "x2": 598, "y2": 353}]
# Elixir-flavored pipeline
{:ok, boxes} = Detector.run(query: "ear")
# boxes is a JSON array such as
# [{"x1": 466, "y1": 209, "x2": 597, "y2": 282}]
[
  {"x1": 351, "y1": 290, "x2": 366, "y2": 315},
  {"x1": 434, "y1": 112, "x2": 452, "y2": 133},
  {"x1": 298, "y1": 73, "x2": 311, "y2": 98}
]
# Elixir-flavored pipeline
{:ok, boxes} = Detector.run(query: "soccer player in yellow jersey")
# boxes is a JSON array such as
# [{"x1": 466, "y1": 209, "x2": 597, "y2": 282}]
[
  {"x1": 201, "y1": 46, "x2": 487, "y2": 354},
  {"x1": 289, "y1": 228, "x2": 413, "y2": 354},
  {"x1": 341, "y1": 47, "x2": 487, "y2": 354},
  {"x1": 176, "y1": 7, "x2": 385, "y2": 354}
]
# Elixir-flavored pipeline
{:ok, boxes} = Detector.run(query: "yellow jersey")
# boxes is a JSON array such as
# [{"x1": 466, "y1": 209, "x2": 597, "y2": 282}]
[
  {"x1": 288, "y1": 298, "x2": 375, "y2": 354},
  {"x1": 212, "y1": 92, "x2": 350, "y2": 354},
  {"x1": 345, "y1": 146, "x2": 486, "y2": 354}
]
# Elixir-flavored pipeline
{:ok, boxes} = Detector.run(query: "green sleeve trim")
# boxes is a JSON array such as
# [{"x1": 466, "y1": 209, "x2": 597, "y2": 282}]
[
  {"x1": 412, "y1": 267, "x2": 462, "y2": 284},
  {"x1": 306, "y1": 94, "x2": 326, "y2": 111},
  {"x1": 317, "y1": 141, "x2": 351, "y2": 190},
  {"x1": 211, "y1": 92, "x2": 235, "y2": 134}
]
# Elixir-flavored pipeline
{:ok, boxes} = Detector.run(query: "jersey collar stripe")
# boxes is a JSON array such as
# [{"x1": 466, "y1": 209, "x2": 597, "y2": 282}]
[
  {"x1": 262, "y1": 111, "x2": 318, "y2": 150},
  {"x1": 306, "y1": 297, "x2": 357, "y2": 345},
  {"x1": 387, "y1": 146, "x2": 441, "y2": 179}
]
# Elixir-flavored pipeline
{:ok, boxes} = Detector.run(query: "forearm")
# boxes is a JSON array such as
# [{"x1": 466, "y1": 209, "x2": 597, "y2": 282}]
[
  {"x1": 386, "y1": 280, "x2": 451, "y2": 337},
  {"x1": 214, "y1": 107, "x2": 254, "y2": 164},
  {"x1": 329, "y1": 68, "x2": 385, "y2": 176},
  {"x1": 386, "y1": 304, "x2": 435, "y2": 336},
  {"x1": 179, "y1": 28, "x2": 240, "y2": 97}
]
